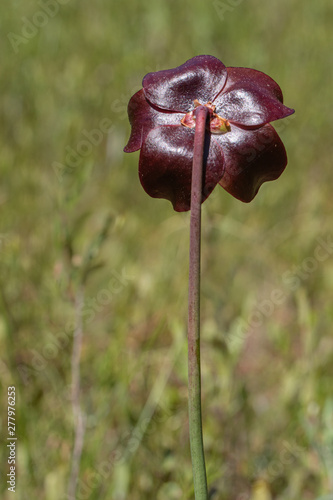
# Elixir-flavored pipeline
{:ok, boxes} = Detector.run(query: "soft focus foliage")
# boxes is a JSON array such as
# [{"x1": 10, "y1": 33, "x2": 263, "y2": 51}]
[{"x1": 0, "y1": 1, "x2": 333, "y2": 499}]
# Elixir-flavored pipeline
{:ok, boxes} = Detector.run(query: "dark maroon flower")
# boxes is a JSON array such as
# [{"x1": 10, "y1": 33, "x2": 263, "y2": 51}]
[{"x1": 124, "y1": 55, "x2": 294, "y2": 212}]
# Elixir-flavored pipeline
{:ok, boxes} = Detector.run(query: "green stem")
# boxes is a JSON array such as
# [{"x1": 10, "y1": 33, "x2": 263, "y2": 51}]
[{"x1": 188, "y1": 105, "x2": 208, "y2": 499}]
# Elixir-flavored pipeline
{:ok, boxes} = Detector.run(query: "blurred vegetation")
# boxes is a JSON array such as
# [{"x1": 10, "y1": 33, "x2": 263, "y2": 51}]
[{"x1": 0, "y1": 0, "x2": 333, "y2": 499}]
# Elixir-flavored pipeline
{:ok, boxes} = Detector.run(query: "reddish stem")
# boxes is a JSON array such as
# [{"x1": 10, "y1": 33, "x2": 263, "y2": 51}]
[{"x1": 188, "y1": 105, "x2": 208, "y2": 499}]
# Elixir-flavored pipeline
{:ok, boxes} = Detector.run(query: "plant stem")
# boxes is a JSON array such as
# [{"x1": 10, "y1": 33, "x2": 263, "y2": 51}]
[
  {"x1": 188, "y1": 105, "x2": 208, "y2": 499},
  {"x1": 68, "y1": 288, "x2": 86, "y2": 500}
]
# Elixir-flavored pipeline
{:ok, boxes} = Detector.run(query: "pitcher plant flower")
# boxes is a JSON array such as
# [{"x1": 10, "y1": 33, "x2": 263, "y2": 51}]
[
  {"x1": 124, "y1": 55, "x2": 294, "y2": 212},
  {"x1": 124, "y1": 55, "x2": 294, "y2": 500}
]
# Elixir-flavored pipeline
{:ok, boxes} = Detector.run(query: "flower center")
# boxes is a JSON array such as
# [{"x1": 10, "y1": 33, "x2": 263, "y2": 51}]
[{"x1": 180, "y1": 99, "x2": 231, "y2": 135}]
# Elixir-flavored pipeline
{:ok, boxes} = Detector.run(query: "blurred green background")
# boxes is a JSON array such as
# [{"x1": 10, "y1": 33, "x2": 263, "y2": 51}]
[{"x1": 1, "y1": 0, "x2": 333, "y2": 499}]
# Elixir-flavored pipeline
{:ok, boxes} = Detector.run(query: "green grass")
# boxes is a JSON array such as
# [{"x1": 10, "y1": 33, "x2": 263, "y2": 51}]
[{"x1": 1, "y1": 0, "x2": 333, "y2": 498}]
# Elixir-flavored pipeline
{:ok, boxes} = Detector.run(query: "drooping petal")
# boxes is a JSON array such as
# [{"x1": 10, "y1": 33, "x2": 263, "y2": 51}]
[
  {"x1": 124, "y1": 89, "x2": 184, "y2": 152},
  {"x1": 215, "y1": 124, "x2": 287, "y2": 202},
  {"x1": 213, "y1": 67, "x2": 294, "y2": 128},
  {"x1": 143, "y1": 55, "x2": 227, "y2": 113},
  {"x1": 139, "y1": 125, "x2": 225, "y2": 212}
]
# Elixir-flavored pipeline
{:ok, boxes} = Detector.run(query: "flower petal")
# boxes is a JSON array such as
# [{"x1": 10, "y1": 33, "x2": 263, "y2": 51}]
[
  {"x1": 216, "y1": 124, "x2": 287, "y2": 202},
  {"x1": 143, "y1": 55, "x2": 227, "y2": 113},
  {"x1": 213, "y1": 67, "x2": 294, "y2": 128},
  {"x1": 124, "y1": 90, "x2": 184, "y2": 152},
  {"x1": 139, "y1": 125, "x2": 225, "y2": 212}
]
